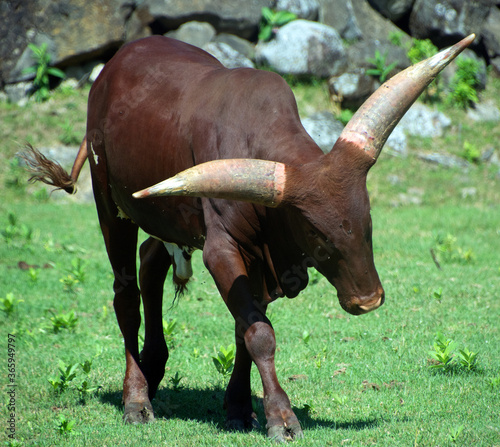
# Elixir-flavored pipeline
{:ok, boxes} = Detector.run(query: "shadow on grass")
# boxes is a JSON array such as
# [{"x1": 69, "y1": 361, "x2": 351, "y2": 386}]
[{"x1": 99, "y1": 387, "x2": 380, "y2": 435}]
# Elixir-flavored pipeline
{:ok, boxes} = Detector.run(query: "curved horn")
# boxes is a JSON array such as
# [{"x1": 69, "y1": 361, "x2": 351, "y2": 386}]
[
  {"x1": 337, "y1": 34, "x2": 475, "y2": 161},
  {"x1": 133, "y1": 159, "x2": 287, "y2": 208}
]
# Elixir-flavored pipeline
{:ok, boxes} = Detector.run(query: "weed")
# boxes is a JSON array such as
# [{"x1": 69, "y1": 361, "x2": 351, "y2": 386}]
[
  {"x1": 447, "y1": 56, "x2": 481, "y2": 109},
  {"x1": 212, "y1": 344, "x2": 236, "y2": 378},
  {"x1": 48, "y1": 360, "x2": 79, "y2": 393},
  {"x1": 407, "y1": 38, "x2": 438, "y2": 65},
  {"x1": 428, "y1": 333, "x2": 479, "y2": 373},
  {"x1": 302, "y1": 330, "x2": 311, "y2": 344},
  {"x1": 461, "y1": 141, "x2": 481, "y2": 164},
  {"x1": 49, "y1": 310, "x2": 78, "y2": 333},
  {"x1": 433, "y1": 233, "x2": 474, "y2": 264},
  {"x1": 22, "y1": 43, "x2": 65, "y2": 102},
  {"x1": 489, "y1": 376, "x2": 500, "y2": 390},
  {"x1": 0, "y1": 293, "x2": 23, "y2": 316},
  {"x1": 331, "y1": 393, "x2": 347, "y2": 406},
  {"x1": 59, "y1": 274, "x2": 80, "y2": 293},
  {"x1": 337, "y1": 109, "x2": 354, "y2": 125},
  {"x1": 366, "y1": 50, "x2": 397, "y2": 83},
  {"x1": 388, "y1": 31, "x2": 404, "y2": 47},
  {"x1": 1, "y1": 212, "x2": 32, "y2": 245},
  {"x1": 428, "y1": 332, "x2": 455, "y2": 372},
  {"x1": 169, "y1": 372, "x2": 184, "y2": 390},
  {"x1": 67, "y1": 258, "x2": 86, "y2": 283},
  {"x1": 457, "y1": 348, "x2": 478, "y2": 372},
  {"x1": 448, "y1": 424, "x2": 464, "y2": 443},
  {"x1": 259, "y1": 7, "x2": 297, "y2": 42},
  {"x1": 56, "y1": 414, "x2": 76, "y2": 435},
  {"x1": 163, "y1": 318, "x2": 177, "y2": 343},
  {"x1": 432, "y1": 287, "x2": 443, "y2": 302}
]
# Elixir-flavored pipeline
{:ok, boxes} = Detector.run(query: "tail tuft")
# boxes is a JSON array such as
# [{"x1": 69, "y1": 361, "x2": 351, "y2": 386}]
[{"x1": 20, "y1": 144, "x2": 76, "y2": 194}]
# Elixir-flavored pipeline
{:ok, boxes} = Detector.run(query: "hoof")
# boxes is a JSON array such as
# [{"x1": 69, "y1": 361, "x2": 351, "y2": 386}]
[
  {"x1": 123, "y1": 401, "x2": 155, "y2": 424},
  {"x1": 267, "y1": 423, "x2": 304, "y2": 442},
  {"x1": 226, "y1": 414, "x2": 261, "y2": 432}
]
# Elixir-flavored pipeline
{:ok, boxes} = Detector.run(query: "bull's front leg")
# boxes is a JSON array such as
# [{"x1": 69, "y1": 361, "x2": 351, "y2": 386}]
[{"x1": 203, "y1": 244, "x2": 303, "y2": 441}]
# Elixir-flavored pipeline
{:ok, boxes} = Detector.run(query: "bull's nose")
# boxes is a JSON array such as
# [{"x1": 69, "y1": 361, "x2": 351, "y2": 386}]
[{"x1": 343, "y1": 287, "x2": 385, "y2": 315}]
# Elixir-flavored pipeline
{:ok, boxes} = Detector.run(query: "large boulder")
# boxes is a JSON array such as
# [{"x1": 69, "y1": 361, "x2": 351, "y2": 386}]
[
  {"x1": 0, "y1": 0, "x2": 147, "y2": 86},
  {"x1": 367, "y1": 0, "x2": 416, "y2": 22},
  {"x1": 255, "y1": 20, "x2": 347, "y2": 77},
  {"x1": 316, "y1": 0, "x2": 362, "y2": 40},
  {"x1": 166, "y1": 21, "x2": 216, "y2": 48},
  {"x1": 481, "y1": 6, "x2": 500, "y2": 74},
  {"x1": 409, "y1": 0, "x2": 492, "y2": 46},
  {"x1": 275, "y1": 0, "x2": 320, "y2": 21},
  {"x1": 139, "y1": 0, "x2": 273, "y2": 40}
]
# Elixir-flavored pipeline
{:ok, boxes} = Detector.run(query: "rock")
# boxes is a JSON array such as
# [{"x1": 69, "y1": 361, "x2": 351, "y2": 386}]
[
  {"x1": 385, "y1": 125, "x2": 408, "y2": 156},
  {"x1": 167, "y1": 21, "x2": 216, "y2": 48},
  {"x1": 214, "y1": 33, "x2": 256, "y2": 60},
  {"x1": 367, "y1": 0, "x2": 416, "y2": 22},
  {"x1": 417, "y1": 152, "x2": 470, "y2": 169},
  {"x1": 89, "y1": 64, "x2": 105, "y2": 83},
  {"x1": 301, "y1": 111, "x2": 345, "y2": 152},
  {"x1": 317, "y1": 0, "x2": 362, "y2": 40},
  {"x1": 275, "y1": 0, "x2": 320, "y2": 21},
  {"x1": 328, "y1": 71, "x2": 378, "y2": 109},
  {"x1": 409, "y1": 0, "x2": 491, "y2": 46},
  {"x1": 481, "y1": 6, "x2": 500, "y2": 62},
  {"x1": 141, "y1": 0, "x2": 273, "y2": 40},
  {"x1": 203, "y1": 42, "x2": 255, "y2": 68},
  {"x1": 346, "y1": 38, "x2": 410, "y2": 73},
  {"x1": 396, "y1": 102, "x2": 451, "y2": 138},
  {"x1": 467, "y1": 100, "x2": 500, "y2": 122},
  {"x1": 255, "y1": 20, "x2": 347, "y2": 77},
  {"x1": 4, "y1": 82, "x2": 32, "y2": 105},
  {"x1": 0, "y1": 0, "x2": 142, "y2": 86}
]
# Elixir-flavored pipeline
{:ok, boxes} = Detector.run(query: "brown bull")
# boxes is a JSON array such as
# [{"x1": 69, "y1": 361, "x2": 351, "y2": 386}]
[{"x1": 23, "y1": 34, "x2": 474, "y2": 441}]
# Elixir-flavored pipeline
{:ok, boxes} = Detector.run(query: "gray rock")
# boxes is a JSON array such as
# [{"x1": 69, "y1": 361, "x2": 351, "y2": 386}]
[
  {"x1": 301, "y1": 111, "x2": 345, "y2": 153},
  {"x1": 367, "y1": 0, "x2": 416, "y2": 22},
  {"x1": 397, "y1": 102, "x2": 451, "y2": 138},
  {"x1": 385, "y1": 124, "x2": 408, "y2": 156},
  {"x1": 328, "y1": 71, "x2": 378, "y2": 109},
  {"x1": 409, "y1": 0, "x2": 491, "y2": 45},
  {"x1": 167, "y1": 21, "x2": 216, "y2": 48},
  {"x1": 482, "y1": 6, "x2": 500, "y2": 61},
  {"x1": 214, "y1": 33, "x2": 256, "y2": 60},
  {"x1": 417, "y1": 152, "x2": 470, "y2": 169},
  {"x1": 467, "y1": 100, "x2": 500, "y2": 123},
  {"x1": 142, "y1": 0, "x2": 273, "y2": 39},
  {"x1": 4, "y1": 82, "x2": 32, "y2": 106},
  {"x1": 203, "y1": 42, "x2": 255, "y2": 69},
  {"x1": 276, "y1": 0, "x2": 320, "y2": 20},
  {"x1": 255, "y1": 20, "x2": 346, "y2": 77},
  {"x1": 317, "y1": 0, "x2": 362, "y2": 41}
]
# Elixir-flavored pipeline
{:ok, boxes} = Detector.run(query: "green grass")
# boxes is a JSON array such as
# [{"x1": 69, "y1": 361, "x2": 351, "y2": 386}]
[{"x1": 1, "y1": 80, "x2": 499, "y2": 446}]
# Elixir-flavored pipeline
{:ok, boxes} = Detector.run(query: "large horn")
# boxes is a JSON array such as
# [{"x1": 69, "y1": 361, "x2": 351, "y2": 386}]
[
  {"x1": 336, "y1": 34, "x2": 475, "y2": 161},
  {"x1": 133, "y1": 159, "x2": 287, "y2": 208}
]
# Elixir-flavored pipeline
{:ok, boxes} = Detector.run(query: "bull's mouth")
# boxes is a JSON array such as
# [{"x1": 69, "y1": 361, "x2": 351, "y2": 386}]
[{"x1": 340, "y1": 288, "x2": 385, "y2": 315}]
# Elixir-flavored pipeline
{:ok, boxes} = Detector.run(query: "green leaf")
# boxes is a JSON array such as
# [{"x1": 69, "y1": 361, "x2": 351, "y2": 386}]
[
  {"x1": 261, "y1": 7, "x2": 274, "y2": 22},
  {"x1": 47, "y1": 67, "x2": 66, "y2": 79},
  {"x1": 274, "y1": 11, "x2": 297, "y2": 26},
  {"x1": 259, "y1": 25, "x2": 273, "y2": 42}
]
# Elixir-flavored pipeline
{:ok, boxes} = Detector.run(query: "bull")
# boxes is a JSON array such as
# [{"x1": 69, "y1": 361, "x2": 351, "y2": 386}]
[{"x1": 23, "y1": 33, "x2": 474, "y2": 441}]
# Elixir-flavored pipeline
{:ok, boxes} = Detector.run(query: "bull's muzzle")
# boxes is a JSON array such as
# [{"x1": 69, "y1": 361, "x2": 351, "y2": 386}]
[{"x1": 341, "y1": 286, "x2": 385, "y2": 316}]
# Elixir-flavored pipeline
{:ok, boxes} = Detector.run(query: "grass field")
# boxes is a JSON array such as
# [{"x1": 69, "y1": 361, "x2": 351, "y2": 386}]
[{"x1": 1, "y1": 78, "x2": 500, "y2": 446}]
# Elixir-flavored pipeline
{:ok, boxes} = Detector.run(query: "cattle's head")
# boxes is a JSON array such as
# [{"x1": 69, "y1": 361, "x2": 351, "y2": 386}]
[{"x1": 134, "y1": 35, "x2": 474, "y2": 315}]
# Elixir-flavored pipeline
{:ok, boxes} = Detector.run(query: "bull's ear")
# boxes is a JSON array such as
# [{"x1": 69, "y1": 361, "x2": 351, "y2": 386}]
[
  {"x1": 332, "y1": 34, "x2": 475, "y2": 162},
  {"x1": 133, "y1": 159, "x2": 288, "y2": 208}
]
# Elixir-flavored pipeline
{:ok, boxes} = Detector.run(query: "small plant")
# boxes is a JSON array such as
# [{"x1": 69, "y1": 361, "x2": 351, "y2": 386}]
[
  {"x1": 56, "y1": 414, "x2": 76, "y2": 435},
  {"x1": 212, "y1": 344, "x2": 236, "y2": 378},
  {"x1": 331, "y1": 393, "x2": 347, "y2": 406},
  {"x1": 428, "y1": 333, "x2": 479, "y2": 373},
  {"x1": 447, "y1": 56, "x2": 481, "y2": 109},
  {"x1": 0, "y1": 293, "x2": 23, "y2": 316},
  {"x1": 337, "y1": 109, "x2": 354, "y2": 125},
  {"x1": 407, "y1": 38, "x2": 438, "y2": 65},
  {"x1": 432, "y1": 287, "x2": 443, "y2": 302},
  {"x1": 428, "y1": 332, "x2": 455, "y2": 372},
  {"x1": 22, "y1": 43, "x2": 65, "y2": 102},
  {"x1": 489, "y1": 376, "x2": 500, "y2": 390},
  {"x1": 28, "y1": 267, "x2": 39, "y2": 283},
  {"x1": 67, "y1": 258, "x2": 87, "y2": 283},
  {"x1": 1, "y1": 212, "x2": 32, "y2": 245},
  {"x1": 366, "y1": 50, "x2": 397, "y2": 83},
  {"x1": 448, "y1": 424, "x2": 465, "y2": 443},
  {"x1": 259, "y1": 7, "x2": 297, "y2": 42},
  {"x1": 169, "y1": 372, "x2": 184, "y2": 390},
  {"x1": 59, "y1": 274, "x2": 80, "y2": 293},
  {"x1": 461, "y1": 141, "x2": 481, "y2": 164},
  {"x1": 388, "y1": 31, "x2": 404, "y2": 47},
  {"x1": 433, "y1": 233, "x2": 474, "y2": 264},
  {"x1": 48, "y1": 360, "x2": 79, "y2": 393},
  {"x1": 457, "y1": 348, "x2": 478, "y2": 372},
  {"x1": 301, "y1": 330, "x2": 311, "y2": 344},
  {"x1": 163, "y1": 318, "x2": 177, "y2": 343},
  {"x1": 49, "y1": 310, "x2": 78, "y2": 333}
]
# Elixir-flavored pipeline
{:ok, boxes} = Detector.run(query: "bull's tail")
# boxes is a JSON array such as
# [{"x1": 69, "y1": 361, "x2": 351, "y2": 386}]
[{"x1": 21, "y1": 135, "x2": 88, "y2": 194}]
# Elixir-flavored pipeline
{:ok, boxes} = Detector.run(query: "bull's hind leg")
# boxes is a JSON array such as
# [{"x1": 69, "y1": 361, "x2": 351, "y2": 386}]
[
  {"x1": 139, "y1": 237, "x2": 171, "y2": 399},
  {"x1": 93, "y1": 197, "x2": 154, "y2": 424}
]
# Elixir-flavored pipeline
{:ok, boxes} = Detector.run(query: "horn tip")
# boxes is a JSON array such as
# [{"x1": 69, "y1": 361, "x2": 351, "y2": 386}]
[{"x1": 133, "y1": 189, "x2": 149, "y2": 199}]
